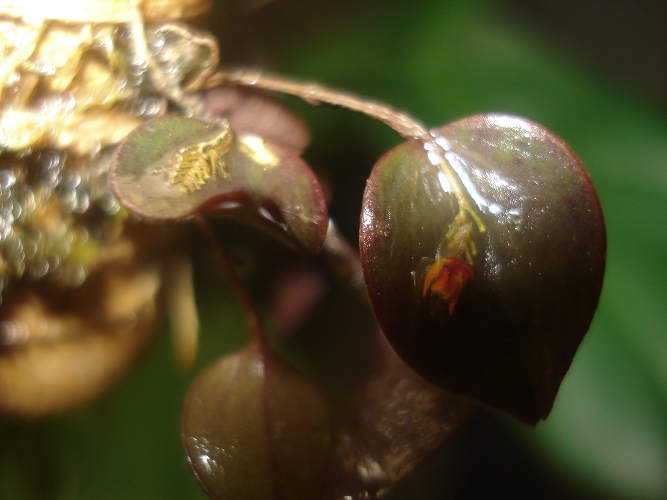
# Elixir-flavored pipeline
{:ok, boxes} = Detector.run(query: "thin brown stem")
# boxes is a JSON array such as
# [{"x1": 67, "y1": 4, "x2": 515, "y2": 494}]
[
  {"x1": 205, "y1": 69, "x2": 486, "y2": 241},
  {"x1": 195, "y1": 216, "x2": 267, "y2": 347},
  {"x1": 205, "y1": 68, "x2": 432, "y2": 141}
]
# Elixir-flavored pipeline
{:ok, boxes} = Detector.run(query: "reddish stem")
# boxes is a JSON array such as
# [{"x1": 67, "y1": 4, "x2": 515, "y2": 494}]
[{"x1": 195, "y1": 216, "x2": 268, "y2": 348}]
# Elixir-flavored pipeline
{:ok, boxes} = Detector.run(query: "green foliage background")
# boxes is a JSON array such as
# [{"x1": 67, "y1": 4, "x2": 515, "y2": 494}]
[{"x1": 2, "y1": 0, "x2": 666, "y2": 498}]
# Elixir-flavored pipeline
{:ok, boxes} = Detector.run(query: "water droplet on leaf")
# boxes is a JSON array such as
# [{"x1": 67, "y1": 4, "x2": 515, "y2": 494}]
[{"x1": 182, "y1": 342, "x2": 332, "y2": 499}]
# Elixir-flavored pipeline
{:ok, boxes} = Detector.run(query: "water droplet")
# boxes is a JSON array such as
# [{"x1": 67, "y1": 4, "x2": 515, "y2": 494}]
[
  {"x1": 17, "y1": 188, "x2": 36, "y2": 221},
  {"x1": 99, "y1": 193, "x2": 120, "y2": 215},
  {"x1": 196, "y1": 454, "x2": 215, "y2": 476},
  {"x1": 149, "y1": 30, "x2": 166, "y2": 55},
  {"x1": 63, "y1": 170, "x2": 82, "y2": 189},
  {"x1": 30, "y1": 257, "x2": 50, "y2": 279},
  {"x1": 75, "y1": 191, "x2": 90, "y2": 213},
  {"x1": 60, "y1": 264, "x2": 86, "y2": 287},
  {"x1": 11, "y1": 202, "x2": 21, "y2": 220},
  {"x1": 488, "y1": 203, "x2": 502, "y2": 215},
  {"x1": 59, "y1": 186, "x2": 77, "y2": 211},
  {"x1": 0, "y1": 170, "x2": 16, "y2": 190},
  {"x1": 1, "y1": 208, "x2": 15, "y2": 226},
  {"x1": 0, "y1": 320, "x2": 28, "y2": 346},
  {"x1": 433, "y1": 134, "x2": 452, "y2": 151}
]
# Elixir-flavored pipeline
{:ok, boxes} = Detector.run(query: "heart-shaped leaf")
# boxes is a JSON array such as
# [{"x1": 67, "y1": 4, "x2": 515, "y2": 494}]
[
  {"x1": 110, "y1": 116, "x2": 328, "y2": 253},
  {"x1": 182, "y1": 342, "x2": 332, "y2": 499},
  {"x1": 360, "y1": 114, "x2": 606, "y2": 425}
]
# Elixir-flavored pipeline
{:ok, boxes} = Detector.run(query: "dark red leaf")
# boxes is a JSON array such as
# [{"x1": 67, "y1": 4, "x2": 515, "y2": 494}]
[
  {"x1": 360, "y1": 114, "x2": 606, "y2": 424},
  {"x1": 111, "y1": 116, "x2": 328, "y2": 253},
  {"x1": 182, "y1": 342, "x2": 332, "y2": 499}
]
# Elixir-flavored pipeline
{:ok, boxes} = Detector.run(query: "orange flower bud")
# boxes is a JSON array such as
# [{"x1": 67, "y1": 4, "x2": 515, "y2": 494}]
[{"x1": 422, "y1": 257, "x2": 473, "y2": 315}]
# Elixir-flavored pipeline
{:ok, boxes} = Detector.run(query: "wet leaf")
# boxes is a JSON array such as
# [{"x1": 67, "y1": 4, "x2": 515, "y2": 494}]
[
  {"x1": 333, "y1": 332, "x2": 472, "y2": 498},
  {"x1": 111, "y1": 116, "x2": 328, "y2": 253},
  {"x1": 265, "y1": 251, "x2": 472, "y2": 498},
  {"x1": 360, "y1": 114, "x2": 606, "y2": 425},
  {"x1": 182, "y1": 341, "x2": 332, "y2": 499}
]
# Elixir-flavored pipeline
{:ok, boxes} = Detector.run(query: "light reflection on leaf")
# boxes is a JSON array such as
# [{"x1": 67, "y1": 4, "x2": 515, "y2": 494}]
[
  {"x1": 111, "y1": 116, "x2": 328, "y2": 253},
  {"x1": 333, "y1": 332, "x2": 471, "y2": 499}
]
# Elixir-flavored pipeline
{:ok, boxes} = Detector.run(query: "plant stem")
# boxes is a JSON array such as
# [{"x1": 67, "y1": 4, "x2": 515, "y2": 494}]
[
  {"x1": 205, "y1": 68, "x2": 432, "y2": 141},
  {"x1": 322, "y1": 219, "x2": 368, "y2": 302},
  {"x1": 127, "y1": 10, "x2": 222, "y2": 123},
  {"x1": 205, "y1": 69, "x2": 486, "y2": 238},
  {"x1": 195, "y1": 216, "x2": 267, "y2": 348}
]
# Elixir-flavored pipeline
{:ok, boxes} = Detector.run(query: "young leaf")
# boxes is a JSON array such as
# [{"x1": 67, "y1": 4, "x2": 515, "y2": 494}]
[
  {"x1": 360, "y1": 114, "x2": 606, "y2": 425},
  {"x1": 203, "y1": 85, "x2": 311, "y2": 153},
  {"x1": 182, "y1": 342, "x2": 332, "y2": 499},
  {"x1": 110, "y1": 116, "x2": 328, "y2": 253}
]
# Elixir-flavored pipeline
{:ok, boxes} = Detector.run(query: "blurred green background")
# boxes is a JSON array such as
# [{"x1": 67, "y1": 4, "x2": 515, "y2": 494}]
[{"x1": 2, "y1": 0, "x2": 666, "y2": 498}]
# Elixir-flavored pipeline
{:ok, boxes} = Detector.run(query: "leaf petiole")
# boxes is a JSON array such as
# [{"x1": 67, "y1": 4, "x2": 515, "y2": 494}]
[
  {"x1": 194, "y1": 216, "x2": 268, "y2": 348},
  {"x1": 206, "y1": 69, "x2": 486, "y2": 260}
]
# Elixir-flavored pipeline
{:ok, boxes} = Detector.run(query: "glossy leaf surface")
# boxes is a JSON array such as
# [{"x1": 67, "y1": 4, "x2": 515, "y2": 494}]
[
  {"x1": 182, "y1": 342, "x2": 332, "y2": 499},
  {"x1": 333, "y1": 332, "x2": 472, "y2": 497},
  {"x1": 360, "y1": 114, "x2": 606, "y2": 424},
  {"x1": 266, "y1": 253, "x2": 473, "y2": 497},
  {"x1": 111, "y1": 116, "x2": 327, "y2": 253}
]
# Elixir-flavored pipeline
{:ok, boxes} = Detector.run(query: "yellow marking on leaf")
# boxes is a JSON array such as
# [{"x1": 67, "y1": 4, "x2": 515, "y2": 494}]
[{"x1": 162, "y1": 127, "x2": 233, "y2": 193}]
